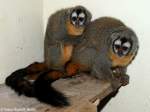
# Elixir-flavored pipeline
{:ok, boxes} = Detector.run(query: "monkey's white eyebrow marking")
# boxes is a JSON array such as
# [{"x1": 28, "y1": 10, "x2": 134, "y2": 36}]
[
  {"x1": 114, "y1": 40, "x2": 121, "y2": 45},
  {"x1": 123, "y1": 42, "x2": 131, "y2": 48},
  {"x1": 72, "y1": 12, "x2": 77, "y2": 17},
  {"x1": 79, "y1": 12, "x2": 85, "y2": 18}
]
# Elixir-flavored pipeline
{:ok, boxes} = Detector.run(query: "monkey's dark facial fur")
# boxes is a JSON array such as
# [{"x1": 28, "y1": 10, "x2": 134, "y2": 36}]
[
  {"x1": 112, "y1": 37, "x2": 132, "y2": 57},
  {"x1": 70, "y1": 9, "x2": 86, "y2": 27}
]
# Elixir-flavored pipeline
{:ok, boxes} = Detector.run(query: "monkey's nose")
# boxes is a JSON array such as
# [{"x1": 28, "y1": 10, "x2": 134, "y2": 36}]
[
  {"x1": 76, "y1": 20, "x2": 80, "y2": 26},
  {"x1": 118, "y1": 50, "x2": 124, "y2": 57}
]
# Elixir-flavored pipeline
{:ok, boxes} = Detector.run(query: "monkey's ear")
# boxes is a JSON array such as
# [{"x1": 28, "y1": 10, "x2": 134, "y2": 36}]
[
  {"x1": 67, "y1": 8, "x2": 72, "y2": 14},
  {"x1": 79, "y1": 6, "x2": 92, "y2": 24},
  {"x1": 85, "y1": 9, "x2": 92, "y2": 24},
  {"x1": 110, "y1": 32, "x2": 121, "y2": 43},
  {"x1": 110, "y1": 26, "x2": 126, "y2": 38},
  {"x1": 65, "y1": 9, "x2": 71, "y2": 19},
  {"x1": 111, "y1": 32, "x2": 120, "y2": 38}
]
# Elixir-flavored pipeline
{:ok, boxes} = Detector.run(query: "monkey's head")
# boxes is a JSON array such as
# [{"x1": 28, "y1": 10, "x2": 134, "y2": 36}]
[
  {"x1": 109, "y1": 27, "x2": 139, "y2": 67},
  {"x1": 66, "y1": 6, "x2": 92, "y2": 36}
]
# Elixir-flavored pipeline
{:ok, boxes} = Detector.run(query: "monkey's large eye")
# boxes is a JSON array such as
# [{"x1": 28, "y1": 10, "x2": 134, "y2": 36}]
[
  {"x1": 121, "y1": 41, "x2": 132, "y2": 56},
  {"x1": 115, "y1": 45, "x2": 120, "y2": 49},
  {"x1": 78, "y1": 12, "x2": 86, "y2": 25},
  {"x1": 72, "y1": 17, "x2": 77, "y2": 21},
  {"x1": 122, "y1": 46, "x2": 128, "y2": 51},
  {"x1": 122, "y1": 42, "x2": 131, "y2": 52},
  {"x1": 71, "y1": 12, "x2": 78, "y2": 25},
  {"x1": 79, "y1": 17, "x2": 84, "y2": 22}
]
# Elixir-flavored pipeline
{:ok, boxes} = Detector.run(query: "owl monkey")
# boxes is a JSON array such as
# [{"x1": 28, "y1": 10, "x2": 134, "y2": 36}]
[
  {"x1": 66, "y1": 17, "x2": 139, "y2": 90},
  {"x1": 44, "y1": 5, "x2": 92, "y2": 71},
  {"x1": 23, "y1": 5, "x2": 92, "y2": 79},
  {"x1": 34, "y1": 17, "x2": 139, "y2": 107},
  {"x1": 28, "y1": 17, "x2": 139, "y2": 107},
  {"x1": 5, "y1": 6, "x2": 92, "y2": 107}
]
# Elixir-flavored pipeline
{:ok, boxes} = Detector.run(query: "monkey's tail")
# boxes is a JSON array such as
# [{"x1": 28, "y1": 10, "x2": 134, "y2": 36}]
[
  {"x1": 5, "y1": 68, "x2": 34, "y2": 97},
  {"x1": 33, "y1": 70, "x2": 70, "y2": 107},
  {"x1": 5, "y1": 68, "x2": 69, "y2": 107}
]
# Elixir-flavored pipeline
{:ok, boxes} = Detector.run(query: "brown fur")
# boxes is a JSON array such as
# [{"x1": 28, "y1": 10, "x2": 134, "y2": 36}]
[
  {"x1": 61, "y1": 44, "x2": 73, "y2": 65},
  {"x1": 47, "y1": 71, "x2": 64, "y2": 80},
  {"x1": 109, "y1": 50, "x2": 135, "y2": 67},
  {"x1": 66, "y1": 20, "x2": 84, "y2": 36},
  {"x1": 26, "y1": 73, "x2": 40, "y2": 81},
  {"x1": 26, "y1": 62, "x2": 48, "y2": 74},
  {"x1": 66, "y1": 63, "x2": 87, "y2": 76}
]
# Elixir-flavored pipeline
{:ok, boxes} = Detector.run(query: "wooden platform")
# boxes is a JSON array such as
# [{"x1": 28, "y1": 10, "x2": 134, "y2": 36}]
[{"x1": 0, "y1": 74, "x2": 113, "y2": 112}]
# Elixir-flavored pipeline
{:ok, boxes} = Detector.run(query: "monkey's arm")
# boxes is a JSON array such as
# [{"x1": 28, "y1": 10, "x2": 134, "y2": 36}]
[
  {"x1": 111, "y1": 67, "x2": 129, "y2": 86},
  {"x1": 91, "y1": 57, "x2": 129, "y2": 90},
  {"x1": 45, "y1": 42, "x2": 74, "y2": 70}
]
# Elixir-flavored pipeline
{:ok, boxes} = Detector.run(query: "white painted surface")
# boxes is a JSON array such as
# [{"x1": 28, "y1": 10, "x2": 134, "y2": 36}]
[
  {"x1": 0, "y1": 0, "x2": 43, "y2": 83},
  {"x1": 43, "y1": 0, "x2": 149, "y2": 112}
]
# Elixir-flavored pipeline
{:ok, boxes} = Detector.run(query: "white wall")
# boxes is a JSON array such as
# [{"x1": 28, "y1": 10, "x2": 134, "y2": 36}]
[
  {"x1": 0, "y1": 0, "x2": 43, "y2": 83},
  {"x1": 43, "y1": 0, "x2": 150, "y2": 112}
]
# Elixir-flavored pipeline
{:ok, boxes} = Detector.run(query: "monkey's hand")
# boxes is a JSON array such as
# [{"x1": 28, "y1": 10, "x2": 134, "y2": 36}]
[
  {"x1": 112, "y1": 67, "x2": 129, "y2": 86},
  {"x1": 120, "y1": 74, "x2": 129, "y2": 86}
]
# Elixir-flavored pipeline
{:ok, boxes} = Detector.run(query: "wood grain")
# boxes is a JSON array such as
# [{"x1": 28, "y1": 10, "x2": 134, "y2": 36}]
[{"x1": 0, "y1": 74, "x2": 117, "y2": 112}]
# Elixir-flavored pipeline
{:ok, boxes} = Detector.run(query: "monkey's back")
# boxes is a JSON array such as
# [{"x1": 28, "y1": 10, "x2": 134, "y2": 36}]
[
  {"x1": 44, "y1": 9, "x2": 68, "y2": 44},
  {"x1": 77, "y1": 17, "x2": 125, "y2": 49},
  {"x1": 71, "y1": 17, "x2": 126, "y2": 71},
  {"x1": 90, "y1": 17, "x2": 124, "y2": 29}
]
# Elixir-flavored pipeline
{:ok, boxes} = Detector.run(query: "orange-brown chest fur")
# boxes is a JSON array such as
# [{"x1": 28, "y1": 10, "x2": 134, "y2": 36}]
[
  {"x1": 61, "y1": 44, "x2": 73, "y2": 65},
  {"x1": 66, "y1": 20, "x2": 84, "y2": 36},
  {"x1": 109, "y1": 50, "x2": 135, "y2": 67}
]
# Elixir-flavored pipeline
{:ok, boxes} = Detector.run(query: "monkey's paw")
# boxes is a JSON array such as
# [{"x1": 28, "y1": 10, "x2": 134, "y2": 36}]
[
  {"x1": 120, "y1": 74, "x2": 129, "y2": 86},
  {"x1": 112, "y1": 67, "x2": 129, "y2": 86}
]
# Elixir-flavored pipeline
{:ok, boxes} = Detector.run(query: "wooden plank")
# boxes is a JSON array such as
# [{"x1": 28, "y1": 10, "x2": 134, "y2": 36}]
[{"x1": 0, "y1": 74, "x2": 117, "y2": 112}]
